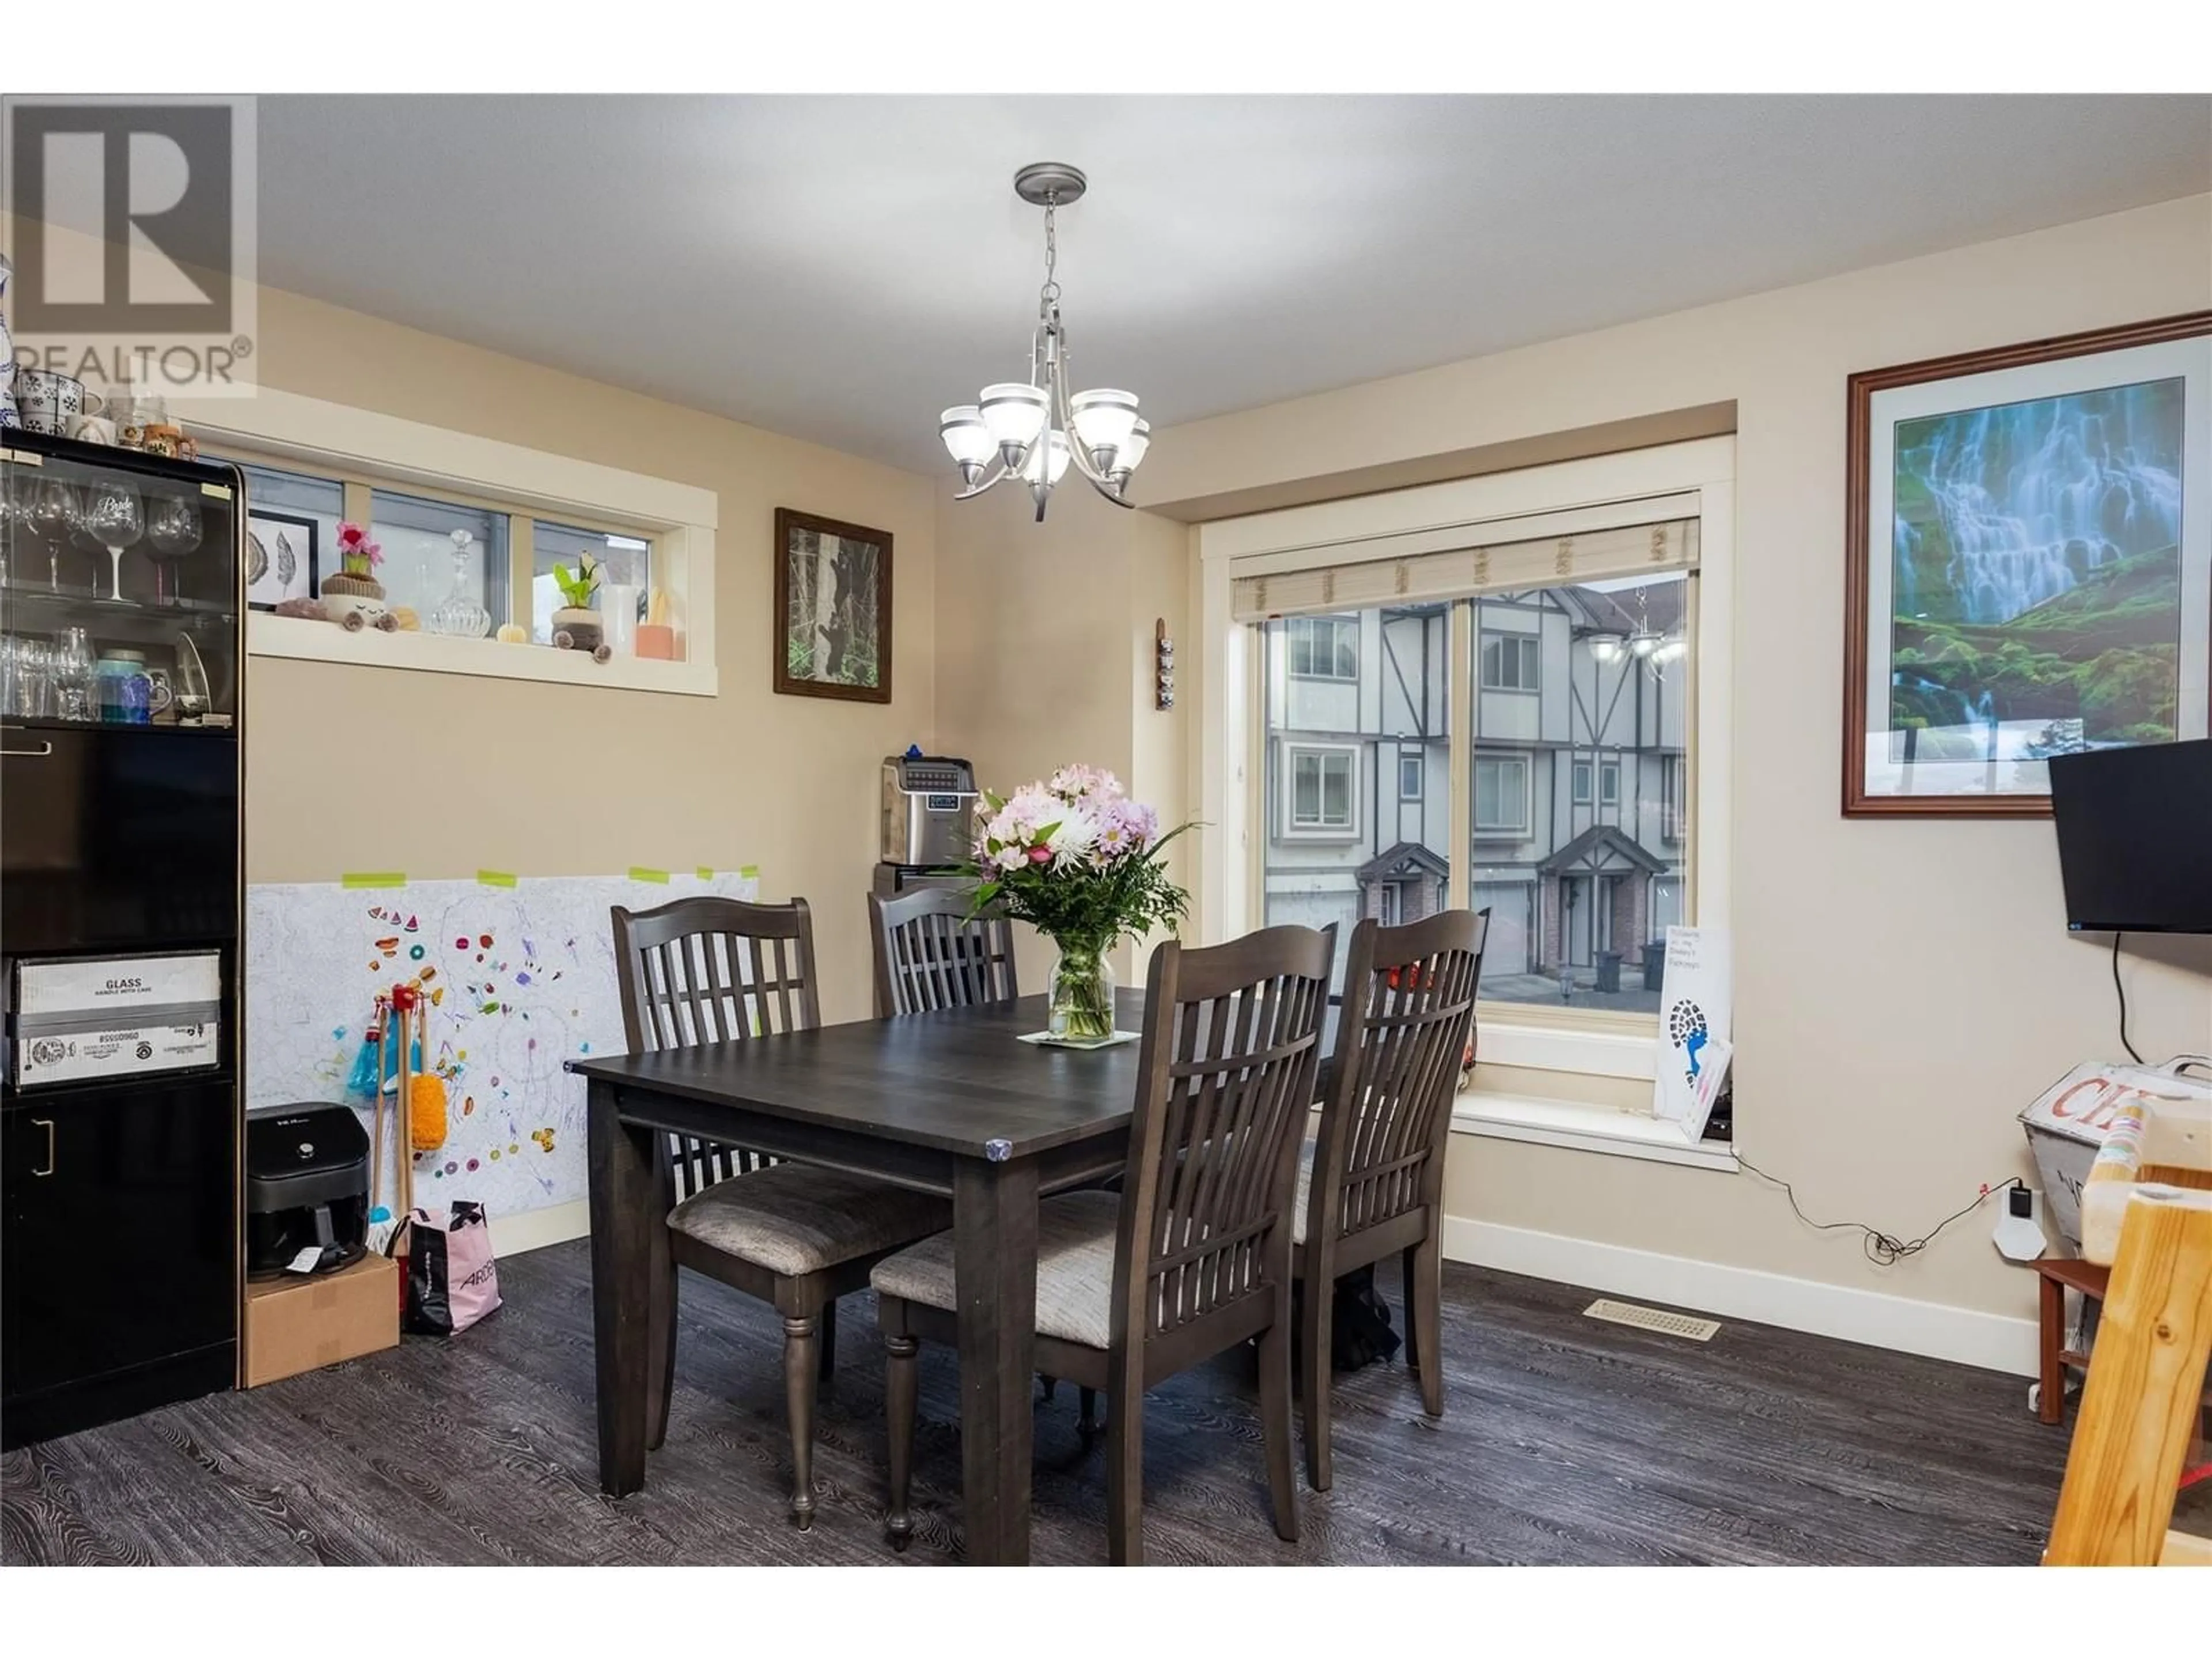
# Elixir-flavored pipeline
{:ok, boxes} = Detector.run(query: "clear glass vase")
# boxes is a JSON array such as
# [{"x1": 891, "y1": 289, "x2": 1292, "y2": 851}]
[
  {"x1": 1046, "y1": 938, "x2": 1118, "y2": 1041},
  {"x1": 427, "y1": 528, "x2": 491, "y2": 638}
]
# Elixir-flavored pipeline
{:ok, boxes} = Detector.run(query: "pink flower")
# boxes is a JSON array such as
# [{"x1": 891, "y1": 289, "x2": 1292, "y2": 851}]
[{"x1": 1027, "y1": 845, "x2": 1054, "y2": 865}]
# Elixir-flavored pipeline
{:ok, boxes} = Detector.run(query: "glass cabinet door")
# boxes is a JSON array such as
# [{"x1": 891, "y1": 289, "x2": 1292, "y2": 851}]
[{"x1": 1, "y1": 438, "x2": 241, "y2": 729}]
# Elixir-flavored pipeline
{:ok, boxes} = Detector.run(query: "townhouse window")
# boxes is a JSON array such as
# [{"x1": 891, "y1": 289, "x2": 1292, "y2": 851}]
[
  {"x1": 1600, "y1": 757, "x2": 1621, "y2": 806},
  {"x1": 1287, "y1": 744, "x2": 1358, "y2": 833},
  {"x1": 1399, "y1": 751, "x2": 1425, "y2": 801},
  {"x1": 1480, "y1": 631, "x2": 1540, "y2": 691},
  {"x1": 1472, "y1": 755, "x2": 1531, "y2": 834},
  {"x1": 1572, "y1": 757, "x2": 1593, "y2": 804},
  {"x1": 1287, "y1": 614, "x2": 1359, "y2": 680}
]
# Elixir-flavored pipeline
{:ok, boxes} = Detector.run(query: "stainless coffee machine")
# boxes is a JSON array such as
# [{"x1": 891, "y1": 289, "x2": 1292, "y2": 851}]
[{"x1": 874, "y1": 752, "x2": 980, "y2": 899}]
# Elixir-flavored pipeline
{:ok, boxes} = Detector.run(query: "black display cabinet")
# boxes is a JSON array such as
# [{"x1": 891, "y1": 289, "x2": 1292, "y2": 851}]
[{"x1": 1, "y1": 428, "x2": 244, "y2": 1449}]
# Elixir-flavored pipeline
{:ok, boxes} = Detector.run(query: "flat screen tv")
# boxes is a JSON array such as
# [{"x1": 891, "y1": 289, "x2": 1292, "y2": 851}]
[{"x1": 2048, "y1": 737, "x2": 2212, "y2": 934}]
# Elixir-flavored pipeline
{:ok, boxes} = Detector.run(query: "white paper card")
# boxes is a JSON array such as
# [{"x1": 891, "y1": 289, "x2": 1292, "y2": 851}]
[
  {"x1": 1652, "y1": 926, "x2": 1732, "y2": 1137},
  {"x1": 17, "y1": 952, "x2": 222, "y2": 1017}
]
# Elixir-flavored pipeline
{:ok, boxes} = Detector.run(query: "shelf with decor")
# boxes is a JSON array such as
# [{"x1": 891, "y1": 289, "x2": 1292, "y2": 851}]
[{"x1": 165, "y1": 387, "x2": 719, "y2": 699}]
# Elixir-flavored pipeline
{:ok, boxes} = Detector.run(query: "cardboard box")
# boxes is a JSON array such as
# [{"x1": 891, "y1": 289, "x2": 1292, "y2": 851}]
[
  {"x1": 2019, "y1": 1061, "x2": 2212, "y2": 1249},
  {"x1": 244, "y1": 1252, "x2": 400, "y2": 1387}
]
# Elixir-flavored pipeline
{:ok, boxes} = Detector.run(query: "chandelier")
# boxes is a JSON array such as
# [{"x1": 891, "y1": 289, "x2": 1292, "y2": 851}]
[{"x1": 938, "y1": 163, "x2": 1149, "y2": 521}]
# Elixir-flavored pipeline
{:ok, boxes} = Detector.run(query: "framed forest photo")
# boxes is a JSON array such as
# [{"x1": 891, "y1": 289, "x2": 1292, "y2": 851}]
[
  {"x1": 774, "y1": 507, "x2": 892, "y2": 704},
  {"x1": 1843, "y1": 312, "x2": 2212, "y2": 816}
]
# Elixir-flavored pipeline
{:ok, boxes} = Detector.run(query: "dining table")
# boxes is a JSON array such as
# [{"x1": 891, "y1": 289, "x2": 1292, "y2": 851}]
[{"x1": 570, "y1": 986, "x2": 1158, "y2": 1566}]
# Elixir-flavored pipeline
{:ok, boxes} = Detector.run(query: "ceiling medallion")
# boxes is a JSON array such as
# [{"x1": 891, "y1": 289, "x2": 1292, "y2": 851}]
[{"x1": 937, "y1": 163, "x2": 1149, "y2": 522}]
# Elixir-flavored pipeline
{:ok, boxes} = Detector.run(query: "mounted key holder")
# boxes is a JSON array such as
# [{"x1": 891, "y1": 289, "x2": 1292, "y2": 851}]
[{"x1": 1154, "y1": 616, "x2": 1175, "y2": 710}]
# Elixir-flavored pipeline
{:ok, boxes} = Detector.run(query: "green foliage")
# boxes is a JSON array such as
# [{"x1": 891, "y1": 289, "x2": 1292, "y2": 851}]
[{"x1": 552, "y1": 551, "x2": 604, "y2": 611}]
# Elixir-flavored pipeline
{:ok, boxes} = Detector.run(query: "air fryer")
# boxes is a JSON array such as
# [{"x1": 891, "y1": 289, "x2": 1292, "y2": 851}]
[{"x1": 245, "y1": 1103, "x2": 370, "y2": 1279}]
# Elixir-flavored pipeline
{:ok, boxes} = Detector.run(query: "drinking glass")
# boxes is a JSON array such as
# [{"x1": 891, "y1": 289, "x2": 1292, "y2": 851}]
[
  {"x1": 144, "y1": 492, "x2": 203, "y2": 605},
  {"x1": 26, "y1": 476, "x2": 78, "y2": 590},
  {"x1": 72, "y1": 478, "x2": 143, "y2": 601},
  {"x1": 50, "y1": 626, "x2": 96, "y2": 721},
  {"x1": 9, "y1": 636, "x2": 52, "y2": 718}
]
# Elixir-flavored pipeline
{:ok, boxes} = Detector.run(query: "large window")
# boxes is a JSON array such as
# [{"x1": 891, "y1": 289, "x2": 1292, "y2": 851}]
[
  {"x1": 1287, "y1": 615, "x2": 1358, "y2": 680},
  {"x1": 1470, "y1": 573, "x2": 1690, "y2": 1013}
]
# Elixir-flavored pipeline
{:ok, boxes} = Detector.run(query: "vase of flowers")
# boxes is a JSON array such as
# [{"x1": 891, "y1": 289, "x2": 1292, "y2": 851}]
[
  {"x1": 321, "y1": 521, "x2": 395, "y2": 632},
  {"x1": 968, "y1": 764, "x2": 1191, "y2": 1042}
]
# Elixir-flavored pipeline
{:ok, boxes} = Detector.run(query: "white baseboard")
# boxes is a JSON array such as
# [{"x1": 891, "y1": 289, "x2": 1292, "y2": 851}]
[
  {"x1": 1440, "y1": 1215, "x2": 2039, "y2": 1377},
  {"x1": 488, "y1": 1199, "x2": 591, "y2": 1259}
]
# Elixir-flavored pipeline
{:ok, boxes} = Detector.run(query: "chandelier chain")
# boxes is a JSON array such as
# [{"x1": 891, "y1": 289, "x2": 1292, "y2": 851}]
[{"x1": 1040, "y1": 195, "x2": 1061, "y2": 308}]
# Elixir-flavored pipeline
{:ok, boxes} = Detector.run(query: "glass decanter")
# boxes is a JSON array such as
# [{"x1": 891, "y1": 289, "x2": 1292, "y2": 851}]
[{"x1": 426, "y1": 528, "x2": 491, "y2": 638}]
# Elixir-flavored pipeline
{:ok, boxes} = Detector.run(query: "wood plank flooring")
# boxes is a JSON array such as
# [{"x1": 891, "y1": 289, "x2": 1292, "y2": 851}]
[{"x1": 2, "y1": 1243, "x2": 2067, "y2": 1566}]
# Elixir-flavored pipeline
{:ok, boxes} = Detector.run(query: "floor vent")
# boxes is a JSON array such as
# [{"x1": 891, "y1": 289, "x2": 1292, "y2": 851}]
[{"x1": 1583, "y1": 1298, "x2": 1721, "y2": 1342}]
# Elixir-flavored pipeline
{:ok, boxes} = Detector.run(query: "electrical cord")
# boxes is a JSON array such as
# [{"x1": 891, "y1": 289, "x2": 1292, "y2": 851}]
[
  {"x1": 1736, "y1": 1154, "x2": 2024, "y2": 1267},
  {"x1": 2112, "y1": 930, "x2": 2143, "y2": 1064}
]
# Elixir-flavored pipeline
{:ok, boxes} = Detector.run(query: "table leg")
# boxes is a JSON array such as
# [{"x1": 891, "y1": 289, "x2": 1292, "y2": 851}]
[
  {"x1": 589, "y1": 1080, "x2": 658, "y2": 1495},
  {"x1": 2037, "y1": 1269, "x2": 2065, "y2": 1426},
  {"x1": 953, "y1": 1157, "x2": 1041, "y2": 1565}
]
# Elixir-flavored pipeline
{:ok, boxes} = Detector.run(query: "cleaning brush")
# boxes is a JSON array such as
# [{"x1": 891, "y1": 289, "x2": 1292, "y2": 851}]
[
  {"x1": 397, "y1": 983, "x2": 448, "y2": 1152},
  {"x1": 346, "y1": 995, "x2": 387, "y2": 1097}
]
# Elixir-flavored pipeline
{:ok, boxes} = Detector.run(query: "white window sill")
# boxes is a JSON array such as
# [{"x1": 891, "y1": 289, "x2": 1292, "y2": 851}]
[
  {"x1": 248, "y1": 612, "x2": 717, "y2": 697},
  {"x1": 1450, "y1": 1090, "x2": 1738, "y2": 1171}
]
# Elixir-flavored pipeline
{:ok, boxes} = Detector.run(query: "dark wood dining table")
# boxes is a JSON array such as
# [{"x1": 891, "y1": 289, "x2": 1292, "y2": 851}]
[{"x1": 570, "y1": 987, "x2": 1156, "y2": 1566}]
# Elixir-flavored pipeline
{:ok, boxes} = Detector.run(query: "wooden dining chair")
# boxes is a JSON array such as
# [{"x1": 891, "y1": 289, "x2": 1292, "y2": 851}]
[
  {"x1": 874, "y1": 925, "x2": 1334, "y2": 1565},
  {"x1": 610, "y1": 895, "x2": 952, "y2": 1529},
  {"x1": 1294, "y1": 908, "x2": 1486, "y2": 1490},
  {"x1": 867, "y1": 886, "x2": 1018, "y2": 1018}
]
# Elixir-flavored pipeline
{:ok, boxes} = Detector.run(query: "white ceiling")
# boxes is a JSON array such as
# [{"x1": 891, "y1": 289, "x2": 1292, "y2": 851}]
[{"x1": 255, "y1": 95, "x2": 2211, "y2": 474}]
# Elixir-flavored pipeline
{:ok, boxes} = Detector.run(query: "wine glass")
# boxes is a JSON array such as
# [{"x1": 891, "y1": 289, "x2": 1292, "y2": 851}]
[
  {"x1": 25, "y1": 476, "x2": 78, "y2": 590},
  {"x1": 72, "y1": 478, "x2": 143, "y2": 602},
  {"x1": 50, "y1": 626, "x2": 95, "y2": 721},
  {"x1": 143, "y1": 492, "x2": 203, "y2": 605}
]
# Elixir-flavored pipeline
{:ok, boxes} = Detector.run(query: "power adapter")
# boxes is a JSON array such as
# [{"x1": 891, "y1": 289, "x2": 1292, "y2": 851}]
[{"x1": 1993, "y1": 1183, "x2": 2047, "y2": 1262}]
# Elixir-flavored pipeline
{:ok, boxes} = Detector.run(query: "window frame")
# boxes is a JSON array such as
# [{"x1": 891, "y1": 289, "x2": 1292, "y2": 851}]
[
  {"x1": 182, "y1": 385, "x2": 717, "y2": 697},
  {"x1": 1571, "y1": 756, "x2": 1594, "y2": 805},
  {"x1": 1199, "y1": 437, "x2": 1734, "y2": 1106},
  {"x1": 1282, "y1": 740, "x2": 1361, "y2": 838},
  {"x1": 1471, "y1": 752, "x2": 1531, "y2": 835},
  {"x1": 1286, "y1": 614, "x2": 1360, "y2": 682},
  {"x1": 1479, "y1": 629, "x2": 1540, "y2": 692},
  {"x1": 1398, "y1": 749, "x2": 1425, "y2": 802},
  {"x1": 1599, "y1": 756, "x2": 1622, "y2": 807}
]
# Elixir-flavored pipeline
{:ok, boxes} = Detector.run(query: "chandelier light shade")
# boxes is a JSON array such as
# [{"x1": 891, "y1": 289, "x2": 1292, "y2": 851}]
[
  {"x1": 1587, "y1": 632, "x2": 1627, "y2": 664},
  {"x1": 939, "y1": 163, "x2": 1149, "y2": 520}
]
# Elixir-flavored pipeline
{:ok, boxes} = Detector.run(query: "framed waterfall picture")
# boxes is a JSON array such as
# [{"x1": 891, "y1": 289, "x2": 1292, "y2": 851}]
[
  {"x1": 773, "y1": 507, "x2": 892, "y2": 703},
  {"x1": 1843, "y1": 312, "x2": 2212, "y2": 817}
]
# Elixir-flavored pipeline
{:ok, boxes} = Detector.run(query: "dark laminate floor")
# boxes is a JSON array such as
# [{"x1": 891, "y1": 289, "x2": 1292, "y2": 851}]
[{"x1": 2, "y1": 1243, "x2": 2068, "y2": 1566}]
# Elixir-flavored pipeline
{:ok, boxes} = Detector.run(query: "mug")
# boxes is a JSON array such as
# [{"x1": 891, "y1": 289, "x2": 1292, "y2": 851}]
[
  {"x1": 70, "y1": 412, "x2": 117, "y2": 445},
  {"x1": 13, "y1": 369, "x2": 89, "y2": 435}
]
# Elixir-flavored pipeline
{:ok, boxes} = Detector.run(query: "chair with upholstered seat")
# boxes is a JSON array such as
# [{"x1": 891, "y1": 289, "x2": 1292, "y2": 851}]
[
  {"x1": 1294, "y1": 909, "x2": 1486, "y2": 1490},
  {"x1": 874, "y1": 924, "x2": 1334, "y2": 1565},
  {"x1": 611, "y1": 895, "x2": 952, "y2": 1529}
]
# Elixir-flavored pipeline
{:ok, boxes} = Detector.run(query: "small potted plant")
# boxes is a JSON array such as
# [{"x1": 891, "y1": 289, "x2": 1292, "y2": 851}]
[
  {"x1": 321, "y1": 521, "x2": 397, "y2": 632},
  {"x1": 550, "y1": 552, "x2": 611, "y2": 662}
]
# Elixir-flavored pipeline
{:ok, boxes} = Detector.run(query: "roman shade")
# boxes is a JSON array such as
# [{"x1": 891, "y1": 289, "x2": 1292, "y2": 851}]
[{"x1": 1230, "y1": 514, "x2": 1699, "y2": 623}]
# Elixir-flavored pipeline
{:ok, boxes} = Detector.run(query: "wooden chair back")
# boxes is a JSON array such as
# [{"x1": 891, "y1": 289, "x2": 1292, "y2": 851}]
[
  {"x1": 609, "y1": 895, "x2": 823, "y2": 1198},
  {"x1": 1308, "y1": 909, "x2": 1486, "y2": 1252},
  {"x1": 868, "y1": 887, "x2": 1019, "y2": 1017},
  {"x1": 1112, "y1": 926, "x2": 1334, "y2": 1358}
]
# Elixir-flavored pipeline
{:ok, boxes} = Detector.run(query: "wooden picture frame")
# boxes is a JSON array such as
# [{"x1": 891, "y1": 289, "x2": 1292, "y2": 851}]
[
  {"x1": 1843, "y1": 311, "x2": 2212, "y2": 817},
  {"x1": 773, "y1": 507, "x2": 892, "y2": 704},
  {"x1": 245, "y1": 507, "x2": 320, "y2": 611}
]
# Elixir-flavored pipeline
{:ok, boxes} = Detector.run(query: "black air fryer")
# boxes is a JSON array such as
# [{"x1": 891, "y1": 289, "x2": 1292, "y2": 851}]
[{"x1": 246, "y1": 1103, "x2": 370, "y2": 1279}]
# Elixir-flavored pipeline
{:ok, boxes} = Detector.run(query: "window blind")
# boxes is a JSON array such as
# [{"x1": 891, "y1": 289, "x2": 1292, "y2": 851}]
[{"x1": 1231, "y1": 516, "x2": 1698, "y2": 623}]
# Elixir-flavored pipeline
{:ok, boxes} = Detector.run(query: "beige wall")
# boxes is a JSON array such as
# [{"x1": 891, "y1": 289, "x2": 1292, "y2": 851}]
[
  {"x1": 1140, "y1": 194, "x2": 2212, "y2": 1328},
  {"x1": 934, "y1": 475, "x2": 1190, "y2": 987},
  {"x1": 242, "y1": 285, "x2": 938, "y2": 1024}
]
